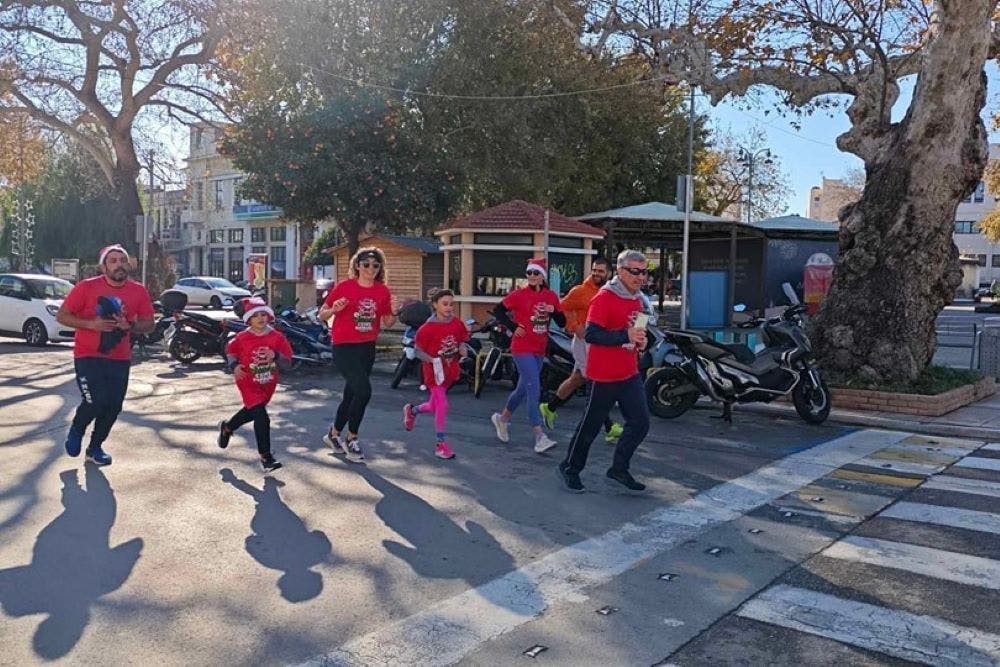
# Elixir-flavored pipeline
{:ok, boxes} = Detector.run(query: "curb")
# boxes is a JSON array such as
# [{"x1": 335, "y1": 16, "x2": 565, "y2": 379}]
[{"x1": 738, "y1": 402, "x2": 1000, "y2": 441}]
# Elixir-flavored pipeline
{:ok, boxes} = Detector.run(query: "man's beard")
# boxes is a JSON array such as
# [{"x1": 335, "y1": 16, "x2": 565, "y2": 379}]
[
  {"x1": 110, "y1": 268, "x2": 127, "y2": 281},
  {"x1": 592, "y1": 274, "x2": 607, "y2": 287}
]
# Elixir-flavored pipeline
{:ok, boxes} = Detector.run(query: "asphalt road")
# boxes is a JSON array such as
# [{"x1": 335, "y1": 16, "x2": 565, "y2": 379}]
[{"x1": 1, "y1": 338, "x2": 999, "y2": 666}]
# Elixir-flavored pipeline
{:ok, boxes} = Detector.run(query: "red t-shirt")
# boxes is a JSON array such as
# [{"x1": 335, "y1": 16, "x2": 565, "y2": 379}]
[
  {"x1": 61, "y1": 276, "x2": 155, "y2": 361},
  {"x1": 415, "y1": 317, "x2": 470, "y2": 387},
  {"x1": 585, "y1": 289, "x2": 643, "y2": 382},
  {"x1": 227, "y1": 327, "x2": 293, "y2": 408},
  {"x1": 501, "y1": 286, "x2": 561, "y2": 355},
  {"x1": 323, "y1": 279, "x2": 392, "y2": 344}
]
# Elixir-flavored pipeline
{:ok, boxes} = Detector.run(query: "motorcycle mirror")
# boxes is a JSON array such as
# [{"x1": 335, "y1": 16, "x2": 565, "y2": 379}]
[
  {"x1": 733, "y1": 303, "x2": 747, "y2": 313},
  {"x1": 465, "y1": 318, "x2": 477, "y2": 326},
  {"x1": 782, "y1": 283, "x2": 800, "y2": 306}
]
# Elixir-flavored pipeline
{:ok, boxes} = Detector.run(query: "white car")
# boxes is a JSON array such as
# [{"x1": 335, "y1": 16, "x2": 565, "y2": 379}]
[
  {"x1": 168, "y1": 276, "x2": 251, "y2": 309},
  {"x1": 0, "y1": 273, "x2": 76, "y2": 346}
]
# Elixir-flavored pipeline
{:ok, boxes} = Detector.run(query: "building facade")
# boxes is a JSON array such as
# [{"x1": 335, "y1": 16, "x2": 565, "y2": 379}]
[
  {"x1": 179, "y1": 123, "x2": 305, "y2": 283},
  {"x1": 953, "y1": 145, "x2": 1000, "y2": 284},
  {"x1": 807, "y1": 177, "x2": 859, "y2": 223}
]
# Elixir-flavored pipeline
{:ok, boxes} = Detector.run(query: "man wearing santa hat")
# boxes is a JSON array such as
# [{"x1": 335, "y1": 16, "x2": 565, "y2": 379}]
[{"x1": 56, "y1": 244, "x2": 155, "y2": 466}]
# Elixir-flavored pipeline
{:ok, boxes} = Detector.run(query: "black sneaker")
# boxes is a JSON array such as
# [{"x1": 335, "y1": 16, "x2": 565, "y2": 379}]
[
  {"x1": 85, "y1": 447, "x2": 113, "y2": 466},
  {"x1": 557, "y1": 463, "x2": 585, "y2": 493},
  {"x1": 218, "y1": 421, "x2": 232, "y2": 449},
  {"x1": 261, "y1": 454, "x2": 283, "y2": 472},
  {"x1": 606, "y1": 468, "x2": 646, "y2": 491}
]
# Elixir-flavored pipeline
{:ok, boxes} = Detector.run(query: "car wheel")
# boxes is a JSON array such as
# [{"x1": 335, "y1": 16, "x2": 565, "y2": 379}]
[
  {"x1": 209, "y1": 295, "x2": 223, "y2": 309},
  {"x1": 23, "y1": 319, "x2": 49, "y2": 347}
]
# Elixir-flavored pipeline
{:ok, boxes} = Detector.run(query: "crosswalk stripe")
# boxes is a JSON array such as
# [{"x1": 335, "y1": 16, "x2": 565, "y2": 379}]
[
  {"x1": 296, "y1": 429, "x2": 913, "y2": 667},
  {"x1": 881, "y1": 501, "x2": 1000, "y2": 535},
  {"x1": 822, "y1": 536, "x2": 1000, "y2": 590},
  {"x1": 983, "y1": 444, "x2": 1000, "y2": 452},
  {"x1": 829, "y1": 468, "x2": 923, "y2": 488},
  {"x1": 737, "y1": 584, "x2": 1000, "y2": 666},
  {"x1": 851, "y1": 456, "x2": 943, "y2": 476},
  {"x1": 923, "y1": 475, "x2": 1000, "y2": 498},
  {"x1": 955, "y1": 457, "x2": 1000, "y2": 472}
]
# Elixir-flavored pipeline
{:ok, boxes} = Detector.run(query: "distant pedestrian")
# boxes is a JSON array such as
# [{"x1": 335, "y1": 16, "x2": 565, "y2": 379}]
[
  {"x1": 57, "y1": 244, "x2": 155, "y2": 466},
  {"x1": 218, "y1": 297, "x2": 293, "y2": 472},
  {"x1": 539, "y1": 256, "x2": 624, "y2": 442},
  {"x1": 558, "y1": 250, "x2": 652, "y2": 493},
  {"x1": 402, "y1": 289, "x2": 472, "y2": 460},
  {"x1": 319, "y1": 247, "x2": 399, "y2": 463},
  {"x1": 490, "y1": 258, "x2": 566, "y2": 453}
]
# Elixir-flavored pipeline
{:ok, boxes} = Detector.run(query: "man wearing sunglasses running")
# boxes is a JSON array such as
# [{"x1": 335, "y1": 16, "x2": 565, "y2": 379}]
[
  {"x1": 558, "y1": 250, "x2": 651, "y2": 493},
  {"x1": 319, "y1": 246, "x2": 399, "y2": 463}
]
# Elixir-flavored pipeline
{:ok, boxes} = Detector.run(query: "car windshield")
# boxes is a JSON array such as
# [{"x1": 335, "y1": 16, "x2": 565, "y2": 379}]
[
  {"x1": 25, "y1": 278, "x2": 73, "y2": 299},
  {"x1": 205, "y1": 278, "x2": 237, "y2": 289}
]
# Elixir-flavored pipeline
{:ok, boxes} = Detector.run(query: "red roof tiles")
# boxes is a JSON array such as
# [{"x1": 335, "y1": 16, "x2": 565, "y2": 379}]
[{"x1": 438, "y1": 200, "x2": 604, "y2": 237}]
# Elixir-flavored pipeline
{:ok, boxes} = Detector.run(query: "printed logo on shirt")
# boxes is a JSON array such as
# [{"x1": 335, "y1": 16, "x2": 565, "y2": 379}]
[
  {"x1": 530, "y1": 302, "x2": 551, "y2": 334},
  {"x1": 249, "y1": 346, "x2": 276, "y2": 384},
  {"x1": 439, "y1": 334, "x2": 459, "y2": 360},
  {"x1": 354, "y1": 297, "x2": 378, "y2": 333}
]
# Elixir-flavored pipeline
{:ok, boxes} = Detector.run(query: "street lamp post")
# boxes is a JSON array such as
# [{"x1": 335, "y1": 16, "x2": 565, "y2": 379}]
[{"x1": 738, "y1": 147, "x2": 772, "y2": 224}]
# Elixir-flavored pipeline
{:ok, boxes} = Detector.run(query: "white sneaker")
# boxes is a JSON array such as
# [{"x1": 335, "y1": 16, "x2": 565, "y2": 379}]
[
  {"x1": 323, "y1": 430, "x2": 346, "y2": 454},
  {"x1": 344, "y1": 438, "x2": 366, "y2": 464},
  {"x1": 491, "y1": 413, "x2": 509, "y2": 443},
  {"x1": 534, "y1": 433, "x2": 557, "y2": 454}
]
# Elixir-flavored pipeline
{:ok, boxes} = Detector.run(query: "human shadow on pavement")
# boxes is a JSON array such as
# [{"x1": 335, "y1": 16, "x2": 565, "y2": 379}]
[
  {"x1": 358, "y1": 467, "x2": 541, "y2": 615},
  {"x1": 220, "y1": 468, "x2": 332, "y2": 603},
  {"x1": 0, "y1": 465, "x2": 143, "y2": 661}
]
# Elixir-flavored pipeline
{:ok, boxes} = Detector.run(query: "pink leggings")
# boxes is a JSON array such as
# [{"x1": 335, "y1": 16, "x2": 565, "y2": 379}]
[{"x1": 417, "y1": 385, "x2": 449, "y2": 435}]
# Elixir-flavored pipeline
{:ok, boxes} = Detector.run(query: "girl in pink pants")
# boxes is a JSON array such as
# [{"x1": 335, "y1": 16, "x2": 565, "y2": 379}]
[{"x1": 402, "y1": 290, "x2": 470, "y2": 459}]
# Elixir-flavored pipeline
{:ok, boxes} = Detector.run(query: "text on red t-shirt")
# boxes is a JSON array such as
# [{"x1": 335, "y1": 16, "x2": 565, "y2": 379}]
[
  {"x1": 501, "y1": 286, "x2": 561, "y2": 355},
  {"x1": 323, "y1": 279, "x2": 392, "y2": 344}
]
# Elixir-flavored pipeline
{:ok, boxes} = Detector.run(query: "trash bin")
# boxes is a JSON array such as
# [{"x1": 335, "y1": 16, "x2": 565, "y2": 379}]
[{"x1": 979, "y1": 317, "x2": 1000, "y2": 376}]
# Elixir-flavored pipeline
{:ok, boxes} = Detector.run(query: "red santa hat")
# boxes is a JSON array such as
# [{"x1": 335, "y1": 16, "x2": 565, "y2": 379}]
[
  {"x1": 525, "y1": 257, "x2": 547, "y2": 274},
  {"x1": 98, "y1": 244, "x2": 130, "y2": 265},
  {"x1": 241, "y1": 297, "x2": 274, "y2": 323}
]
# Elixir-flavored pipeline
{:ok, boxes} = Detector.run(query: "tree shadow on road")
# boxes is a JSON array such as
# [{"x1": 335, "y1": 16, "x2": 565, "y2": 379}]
[
  {"x1": 220, "y1": 468, "x2": 333, "y2": 603},
  {"x1": 0, "y1": 464, "x2": 142, "y2": 661}
]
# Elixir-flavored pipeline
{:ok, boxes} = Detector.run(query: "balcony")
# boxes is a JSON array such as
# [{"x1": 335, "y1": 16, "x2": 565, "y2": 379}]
[{"x1": 233, "y1": 203, "x2": 280, "y2": 221}]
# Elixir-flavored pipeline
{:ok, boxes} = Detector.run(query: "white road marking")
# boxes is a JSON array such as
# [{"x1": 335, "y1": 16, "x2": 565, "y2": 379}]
[
  {"x1": 881, "y1": 502, "x2": 1000, "y2": 535},
  {"x1": 738, "y1": 584, "x2": 1000, "y2": 666},
  {"x1": 297, "y1": 429, "x2": 912, "y2": 667},
  {"x1": 851, "y1": 456, "x2": 944, "y2": 476},
  {"x1": 982, "y1": 444, "x2": 1000, "y2": 452},
  {"x1": 955, "y1": 457, "x2": 1000, "y2": 472},
  {"x1": 923, "y1": 475, "x2": 1000, "y2": 499},
  {"x1": 822, "y1": 536, "x2": 1000, "y2": 590}
]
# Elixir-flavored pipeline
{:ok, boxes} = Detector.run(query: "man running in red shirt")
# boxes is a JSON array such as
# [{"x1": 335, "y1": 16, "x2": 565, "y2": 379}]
[
  {"x1": 558, "y1": 250, "x2": 651, "y2": 493},
  {"x1": 57, "y1": 244, "x2": 155, "y2": 466}
]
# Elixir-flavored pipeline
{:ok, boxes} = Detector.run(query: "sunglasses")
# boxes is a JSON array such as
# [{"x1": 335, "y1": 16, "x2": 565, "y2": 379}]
[
  {"x1": 359, "y1": 261, "x2": 381, "y2": 270},
  {"x1": 621, "y1": 267, "x2": 648, "y2": 276},
  {"x1": 525, "y1": 270, "x2": 544, "y2": 277}
]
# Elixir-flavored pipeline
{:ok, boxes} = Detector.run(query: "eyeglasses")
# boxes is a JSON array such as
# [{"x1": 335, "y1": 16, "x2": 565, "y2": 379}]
[
  {"x1": 359, "y1": 261, "x2": 381, "y2": 270},
  {"x1": 621, "y1": 267, "x2": 648, "y2": 276},
  {"x1": 525, "y1": 270, "x2": 544, "y2": 277}
]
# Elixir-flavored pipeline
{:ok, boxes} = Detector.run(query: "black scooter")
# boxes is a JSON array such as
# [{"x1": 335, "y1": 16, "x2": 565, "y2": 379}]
[{"x1": 644, "y1": 285, "x2": 831, "y2": 424}]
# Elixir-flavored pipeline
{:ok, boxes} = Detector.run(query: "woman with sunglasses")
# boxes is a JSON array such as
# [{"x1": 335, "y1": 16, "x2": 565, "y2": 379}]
[
  {"x1": 319, "y1": 247, "x2": 399, "y2": 463},
  {"x1": 490, "y1": 257, "x2": 566, "y2": 453}
]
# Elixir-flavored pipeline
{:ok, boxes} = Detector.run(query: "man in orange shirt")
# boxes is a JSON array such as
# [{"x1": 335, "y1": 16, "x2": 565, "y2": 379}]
[{"x1": 539, "y1": 256, "x2": 624, "y2": 442}]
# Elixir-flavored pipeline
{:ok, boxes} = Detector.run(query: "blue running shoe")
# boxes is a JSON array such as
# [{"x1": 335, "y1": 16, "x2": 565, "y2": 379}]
[
  {"x1": 85, "y1": 447, "x2": 113, "y2": 466},
  {"x1": 64, "y1": 428, "x2": 83, "y2": 457}
]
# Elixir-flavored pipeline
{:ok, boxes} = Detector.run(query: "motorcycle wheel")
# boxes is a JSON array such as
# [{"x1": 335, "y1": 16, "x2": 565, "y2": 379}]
[
  {"x1": 391, "y1": 357, "x2": 411, "y2": 389},
  {"x1": 645, "y1": 367, "x2": 699, "y2": 419},
  {"x1": 792, "y1": 376, "x2": 831, "y2": 424},
  {"x1": 169, "y1": 337, "x2": 201, "y2": 364}
]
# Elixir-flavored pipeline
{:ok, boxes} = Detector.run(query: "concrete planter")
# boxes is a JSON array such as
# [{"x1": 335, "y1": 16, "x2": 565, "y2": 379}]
[{"x1": 830, "y1": 377, "x2": 997, "y2": 417}]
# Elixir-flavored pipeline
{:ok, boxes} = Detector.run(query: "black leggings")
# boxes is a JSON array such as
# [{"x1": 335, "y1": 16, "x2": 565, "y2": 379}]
[
  {"x1": 225, "y1": 404, "x2": 271, "y2": 457},
  {"x1": 333, "y1": 341, "x2": 377, "y2": 435},
  {"x1": 72, "y1": 357, "x2": 130, "y2": 450}
]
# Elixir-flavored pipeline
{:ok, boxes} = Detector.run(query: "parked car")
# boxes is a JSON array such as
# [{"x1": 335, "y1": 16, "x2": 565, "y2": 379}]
[
  {"x1": 0, "y1": 273, "x2": 76, "y2": 346},
  {"x1": 166, "y1": 276, "x2": 251, "y2": 309},
  {"x1": 974, "y1": 280, "x2": 999, "y2": 302}
]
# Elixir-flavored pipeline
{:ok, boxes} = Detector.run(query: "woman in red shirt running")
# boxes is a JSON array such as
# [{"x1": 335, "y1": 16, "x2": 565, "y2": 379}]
[
  {"x1": 402, "y1": 289, "x2": 472, "y2": 460},
  {"x1": 319, "y1": 247, "x2": 399, "y2": 463}
]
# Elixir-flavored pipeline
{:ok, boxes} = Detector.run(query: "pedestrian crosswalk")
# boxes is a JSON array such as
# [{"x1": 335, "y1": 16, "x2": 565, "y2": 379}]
[{"x1": 670, "y1": 440, "x2": 1000, "y2": 666}]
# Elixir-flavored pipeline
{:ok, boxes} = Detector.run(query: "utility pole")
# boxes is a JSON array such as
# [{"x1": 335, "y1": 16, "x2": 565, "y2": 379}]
[
  {"x1": 680, "y1": 0, "x2": 695, "y2": 330},
  {"x1": 738, "y1": 147, "x2": 772, "y2": 224},
  {"x1": 142, "y1": 151, "x2": 153, "y2": 285}
]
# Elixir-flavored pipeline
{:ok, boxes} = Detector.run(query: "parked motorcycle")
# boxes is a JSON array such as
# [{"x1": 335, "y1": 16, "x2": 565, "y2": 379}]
[
  {"x1": 473, "y1": 315, "x2": 519, "y2": 398},
  {"x1": 644, "y1": 285, "x2": 830, "y2": 424},
  {"x1": 238, "y1": 300, "x2": 334, "y2": 369},
  {"x1": 162, "y1": 289, "x2": 241, "y2": 364}
]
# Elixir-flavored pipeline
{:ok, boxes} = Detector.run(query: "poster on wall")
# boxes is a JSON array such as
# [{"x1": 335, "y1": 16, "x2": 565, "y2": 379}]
[{"x1": 247, "y1": 253, "x2": 268, "y2": 289}]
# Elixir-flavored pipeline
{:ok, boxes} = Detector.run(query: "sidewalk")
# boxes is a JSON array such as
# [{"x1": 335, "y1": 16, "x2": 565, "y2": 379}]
[{"x1": 742, "y1": 387, "x2": 1000, "y2": 441}]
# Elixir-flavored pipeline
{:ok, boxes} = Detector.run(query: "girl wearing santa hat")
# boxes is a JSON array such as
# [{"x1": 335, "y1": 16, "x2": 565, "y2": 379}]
[
  {"x1": 490, "y1": 258, "x2": 565, "y2": 453},
  {"x1": 218, "y1": 297, "x2": 293, "y2": 471}
]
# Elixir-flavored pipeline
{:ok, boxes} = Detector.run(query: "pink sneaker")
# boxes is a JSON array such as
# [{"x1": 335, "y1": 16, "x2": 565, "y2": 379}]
[
  {"x1": 435, "y1": 442, "x2": 455, "y2": 459},
  {"x1": 403, "y1": 404, "x2": 416, "y2": 431}
]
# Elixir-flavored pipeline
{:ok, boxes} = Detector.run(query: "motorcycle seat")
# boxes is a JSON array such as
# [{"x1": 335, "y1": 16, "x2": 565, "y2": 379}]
[{"x1": 719, "y1": 351, "x2": 780, "y2": 376}]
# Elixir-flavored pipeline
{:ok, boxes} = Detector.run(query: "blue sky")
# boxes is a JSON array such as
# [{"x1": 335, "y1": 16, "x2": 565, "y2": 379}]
[{"x1": 708, "y1": 62, "x2": 1000, "y2": 216}]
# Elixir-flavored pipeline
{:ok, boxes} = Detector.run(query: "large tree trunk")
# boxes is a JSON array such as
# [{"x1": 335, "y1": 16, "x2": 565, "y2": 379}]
[{"x1": 813, "y1": 3, "x2": 992, "y2": 384}]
